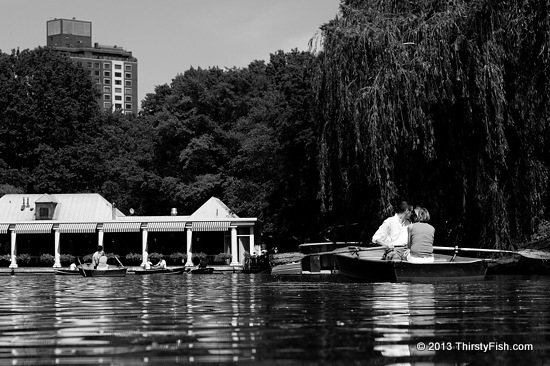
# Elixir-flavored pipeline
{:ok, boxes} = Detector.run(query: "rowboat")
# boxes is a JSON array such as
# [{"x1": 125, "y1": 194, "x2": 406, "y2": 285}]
[
  {"x1": 188, "y1": 267, "x2": 214, "y2": 274},
  {"x1": 54, "y1": 268, "x2": 81, "y2": 275},
  {"x1": 334, "y1": 247, "x2": 489, "y2": 282},
  {"x1": 133, "y1": 267, "x2": 186, "y2": 275},
  {"x1": 78, "y1": 264, "x2": 127, "y2": 277}
]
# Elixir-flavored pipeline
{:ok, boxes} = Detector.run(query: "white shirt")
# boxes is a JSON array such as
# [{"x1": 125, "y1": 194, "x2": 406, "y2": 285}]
[{"x1": 372, "y1": 214, "x2": 409, "y2": 248}]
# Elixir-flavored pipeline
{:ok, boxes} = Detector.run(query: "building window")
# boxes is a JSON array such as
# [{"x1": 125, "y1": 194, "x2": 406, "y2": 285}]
[
  {"x1": 115, "y1": 64, "x2": 122, "y2": 69},
  {"x1": 103, "y1": 62, "x2": 111, "y2": 69},
  {"x1": 94, "y1": 78, "x2": 100, "y2": 84},
  {"x1": 115, "y1": 95, "x2": 122, "y2": 101},
  {"x1": 125, "y1": 64, "x2": 132, "y2": 71},
  {"x1": 125, "y1": 80, "x2": 132, "y2": 86},
  {"x1": 115, "y1": 80, "x2": 121, "y2": 85},
  {"x1": 125, "y1": 96, "x2": 132, "y2": 102},
  {"x1": 104, "y1": 94, "x2": 111, "y2": 100},
  {"x1": 104, "y1": 102, "x2": 112, "y2": 109},
  {"x1": 115, "y1": 72, "x2": 122, "y2": 78},
  {"x1": 104, "y1": 71, "x2": 111, "y2": 77},
  {"x1": 125, "y1": 72, "x2": 132, "y2": 78},
  {"x1": 115, "y1": 87, "x2": 122, "y2": 93},
  {"x1": 94, "y1": 70, "x2": 100, "y2": 76},
  {"x1": 39, "y1": 207, "x2": 49, "y2": 218},
  {"x1": 104, "y1": 86, "x2": 111, "y2": 93},
  {"x1": 104, "y1": 79, "x2": 111, "y2": 85},
  {"x1": 94, "y1": 62, "x2": 100, "y2": 68},
  {"x1": 125, "y1": 103, "x2": 132, "y2": 110},
  {"x1": 125, "y1": 88, "x2": 132, "y2": 94},
  {"x1": 115, "y1": 103, "x2": 122, "y2": 109}
]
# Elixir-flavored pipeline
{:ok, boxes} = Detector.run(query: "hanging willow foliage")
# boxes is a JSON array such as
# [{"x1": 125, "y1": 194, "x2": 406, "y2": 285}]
[{"x1": 312, "y1": 0, "x2": 550, "y2": 249}]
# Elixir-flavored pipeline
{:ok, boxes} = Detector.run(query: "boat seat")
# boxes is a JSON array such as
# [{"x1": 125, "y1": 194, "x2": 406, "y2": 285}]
[{"x1": 96, "y1": 256, "x2": 109, "y2": 269}]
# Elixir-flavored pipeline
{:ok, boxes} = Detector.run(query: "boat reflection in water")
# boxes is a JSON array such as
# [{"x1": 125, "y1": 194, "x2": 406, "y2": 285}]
[
  {"x1": 0, "y1": 274, "x2": 548, "y2": 364},
  {"x1": 371, "y1": 283, "x2": 436, "y2": 361}
]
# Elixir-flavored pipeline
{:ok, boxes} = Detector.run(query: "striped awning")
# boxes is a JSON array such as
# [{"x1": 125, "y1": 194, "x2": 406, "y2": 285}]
[
  {"x1": 0, "y1": 224, "x2": 10, "y2": 234},
  {"x1": 58, "y1": 223, "x2": 97, "y2": 234},
  {"x1": 191, "y1": 221, "x2": 231, "y2": 232},
  {"x1": 14, "y1": 223, "x2": 53, "y2": 234},
  {"x1": 147, "y1": 222, "x2": 187, "y2": 232},
  {"x1": 102, "y1": 222, "x2": 142, "y2": 233}
]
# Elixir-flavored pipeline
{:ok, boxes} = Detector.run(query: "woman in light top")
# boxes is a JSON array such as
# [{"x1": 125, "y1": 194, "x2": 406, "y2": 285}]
[{"x1": 406, "y1": 207, "x2": 435, "y2": 263}]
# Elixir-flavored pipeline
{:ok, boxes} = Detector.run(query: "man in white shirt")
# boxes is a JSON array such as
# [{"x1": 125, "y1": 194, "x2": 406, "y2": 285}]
[{"x1": 372, "y1": 201, "x2": 412, "y2": 248}]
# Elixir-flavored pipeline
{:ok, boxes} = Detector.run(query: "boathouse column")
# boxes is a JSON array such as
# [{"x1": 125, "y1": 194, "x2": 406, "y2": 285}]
[
  {"x1": 53, "y1": 227, "x2": 61, "y2": 268},
  {"x1": 249, "y1": 226, "x2": 255, "y2": 256},
  {"x1": 98, "y1": 227, "x2": 104, "y2": 250},
  {"x1": 185, "y1": 228, "x2": 194, "y2": 267},
  {"x1": 230, "y1": 226, "x2": 239, "y2": 266},
  {"x1": 141, "y1": 228, "x2": 149, "y2": 268},
  {"x1": 9, "y1": 230, "x2": 17, "y2": 268}
]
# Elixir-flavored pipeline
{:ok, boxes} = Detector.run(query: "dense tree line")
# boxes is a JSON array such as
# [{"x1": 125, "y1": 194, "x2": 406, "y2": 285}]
[
  {"x1": 314, "y1": 0, "x2": 550, "y2": 250},
  {"x1": 1, "y1": 0, "x2": 549, "y2": 251}
]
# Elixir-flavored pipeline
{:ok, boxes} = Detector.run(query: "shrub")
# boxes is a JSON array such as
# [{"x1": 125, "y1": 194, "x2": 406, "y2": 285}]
[
  {"x1": 16, "y1": 253, "x2": 31, "y2": 265},
  {"x1": 40, "y1": 253, "x2": 55, "y2": 264},
  {"x1": 60, "y1": 254, "x2": 75, "y2": 266},
  {"x1": 0, "y1": 254, "x2": 11, "y2": 263},
  {"x1": 191, "y1": 252, "x2": 207, "y2": 265},
  {"x1": 169, "y1": 252, "x2": 186, "y2": 264},
  {"x1": 126, "y1": 252, "x2": 142, "y2": 263},
  {"x1": 148, "y1": 252, "x2": 163, "y2": 262},
  {"x1": 214, "y1": 252, "x2": 231, "y2": 263}
]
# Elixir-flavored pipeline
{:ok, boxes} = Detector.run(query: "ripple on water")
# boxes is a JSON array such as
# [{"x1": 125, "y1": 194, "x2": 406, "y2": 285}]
[{"x1": 0, "y1": 274, "x2": 548, "y2": 364}]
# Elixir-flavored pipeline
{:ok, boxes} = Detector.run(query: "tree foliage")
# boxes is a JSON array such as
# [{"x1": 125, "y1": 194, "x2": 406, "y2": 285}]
[{"x1": 313, "y1": 0, "x2": 550, "y2": 249}]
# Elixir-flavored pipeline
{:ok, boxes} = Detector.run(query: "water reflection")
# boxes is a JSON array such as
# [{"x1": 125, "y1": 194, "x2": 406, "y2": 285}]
[
  {"x1": 371, "y1": 283, "x2": 436, "y2": 361},
  {"x1": 0, "y1": 274, "x2": 548, "y2": 364}
]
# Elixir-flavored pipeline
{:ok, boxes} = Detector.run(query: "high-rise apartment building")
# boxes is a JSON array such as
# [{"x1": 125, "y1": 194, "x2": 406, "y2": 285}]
[{"x1": 47, "y1": 18, "x2": 138, "y2": 114}]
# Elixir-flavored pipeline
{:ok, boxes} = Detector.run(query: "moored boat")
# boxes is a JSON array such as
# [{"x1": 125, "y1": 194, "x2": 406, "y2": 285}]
[
  {"x1": 334, "y1": 246, "x2": 489, "y2": 282},
  {"x1": 133, "y1": 267, "x2": 186, "y2": 275},
  {"x1": 188, "y1": 267, "x2": 214, "y2": 274},
  {"x1": 54, "y1": 268, "x2": 81, "y2": 275}
]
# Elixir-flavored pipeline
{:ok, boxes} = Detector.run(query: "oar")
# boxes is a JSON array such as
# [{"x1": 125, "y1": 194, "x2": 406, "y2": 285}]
[
  {"x1": 77, "y1": 257, "x2": 86, "y2": 277},
  {"x1": 433, "y1": 246, "x2": 550, "y2": 260},
  {"x1": 114, "y1": 255, "x2": 125, "y2": 268},
  {"x1": 270, "y1": 246, "x2": 385, "y2": 264}
]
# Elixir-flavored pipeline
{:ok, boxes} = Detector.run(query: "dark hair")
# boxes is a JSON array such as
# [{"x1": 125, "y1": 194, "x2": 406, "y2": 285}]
[{"x1": 395, "y1": 201, "x2": 410, "y2": 214}]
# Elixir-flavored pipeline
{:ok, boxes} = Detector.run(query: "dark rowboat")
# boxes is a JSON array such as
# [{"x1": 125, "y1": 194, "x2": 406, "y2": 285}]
[
  {"x1": 133, "y1": 267, "x2": 186, "y2": 275},
  {"x1": 54, "y1": 268, "x2": 81, "y2": 276},
  {"x1": 79, "y1": 266, "x2": 127, "y2": 277},
  {"x1": 334, "y1": 247, "x2": 489, "y2": 282},
  {"x1": 188, "y1": 267, "x2": 214, "y2": 274}
]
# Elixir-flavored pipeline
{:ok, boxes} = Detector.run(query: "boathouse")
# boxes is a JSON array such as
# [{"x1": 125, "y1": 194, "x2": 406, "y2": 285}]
[{"x1": 0, "y1": 193, "x2": 261, "y2": 268}]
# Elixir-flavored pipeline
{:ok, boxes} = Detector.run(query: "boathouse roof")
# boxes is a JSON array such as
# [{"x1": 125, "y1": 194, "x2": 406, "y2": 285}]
[{"x1": 0, "y1": 193, "x2": 123, "y2": 222}]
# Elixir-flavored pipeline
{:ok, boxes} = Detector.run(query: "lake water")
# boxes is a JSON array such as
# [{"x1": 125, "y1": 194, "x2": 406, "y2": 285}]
[{"x1": 0, "y1": 273, "x2": 548, "y2": 365}]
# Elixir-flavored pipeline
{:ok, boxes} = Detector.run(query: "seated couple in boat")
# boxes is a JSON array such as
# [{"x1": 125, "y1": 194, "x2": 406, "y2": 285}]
[
  {"x1": 146, "y1": 258, "x2": 167, "y2": 269},
  {"x1": 372, "y1": 201, "x2": 435, "y2": 263}
]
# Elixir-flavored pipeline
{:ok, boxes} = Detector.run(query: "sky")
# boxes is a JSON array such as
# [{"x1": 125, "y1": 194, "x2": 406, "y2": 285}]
[{"x1": 1, "y1": 0, "x2": 341, "y2": 106}]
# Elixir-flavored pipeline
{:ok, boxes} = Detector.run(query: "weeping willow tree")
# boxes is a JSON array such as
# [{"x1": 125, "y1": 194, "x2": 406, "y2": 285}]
[{"x1": 312, "y1": 0, "x2": 550, "y2": 249}]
